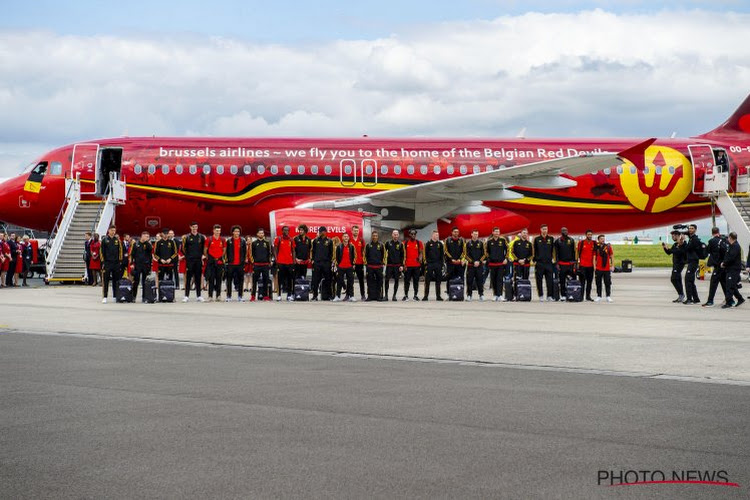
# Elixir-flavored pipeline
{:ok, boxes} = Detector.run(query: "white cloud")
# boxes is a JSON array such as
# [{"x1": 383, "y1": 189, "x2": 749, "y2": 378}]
[{"x1": 1, "y1": 8, "x2": 749, "y2": 177}]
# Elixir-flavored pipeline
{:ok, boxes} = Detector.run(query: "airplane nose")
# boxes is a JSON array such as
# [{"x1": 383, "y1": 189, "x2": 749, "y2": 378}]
[{"x1": 0, "y1": 176, "x2": 26, "y2": 227}]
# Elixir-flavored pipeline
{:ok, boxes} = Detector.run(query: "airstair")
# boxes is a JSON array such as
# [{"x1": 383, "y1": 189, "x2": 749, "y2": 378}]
[
  {"x1": 714, "y1": 169, "x2": 750, "y2": 255},
  {"x1": 45, "y1": 174, "x2": 126, "y2": 282}
]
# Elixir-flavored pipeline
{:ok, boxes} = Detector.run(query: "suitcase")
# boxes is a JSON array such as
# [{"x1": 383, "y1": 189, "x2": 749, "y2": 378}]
[
  {"x1": 621, "y1": 259, "x2": 633, "y2": 273},
  {"x1": 158, "y1": 278, "x2": 175, "y2": 303},
  {"x1": 143, "y1": 277, "x2": 157, "y2": 304},
  {"x1": 515, "y1": 278, "x2": 532, "y2": 302},
  {"x1": 565, "y1": 279, "x2": 583, "y2": 302},
  {"x1": 294, "y1": 278, "x2": 310, "y2": 301},
  {"x1": 116, "y1": 278, "x2": 133, "y2": 303},
  {"x1": 503, "y1": 277, "x2": 514, "y2": 301},
  {"x1": 448, "y1": 277, "x2": 464, "y2": 301},
  {"x1": 551, "y1": 277, "x2": 560, "y2": 301}
]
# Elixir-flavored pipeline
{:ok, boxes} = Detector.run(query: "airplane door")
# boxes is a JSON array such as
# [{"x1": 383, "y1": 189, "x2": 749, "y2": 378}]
[
  {"x1": 339, "y1": 159, "x2": 356, "y2": 187},
  {"x1": 361, "y1": 159, "x2": 378, "y2": 187},
  {"x1": 71, "y1": 143, "x2": 99, "y2": 194},
  {"x1": 689, "y1": 144, "x2": 728, "y2": 194}
]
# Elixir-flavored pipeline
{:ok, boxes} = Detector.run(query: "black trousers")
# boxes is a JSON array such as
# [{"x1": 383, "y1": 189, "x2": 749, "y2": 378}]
[
  {"x1": 595, "y1": 270, "x2": 612, "y2": 297},
  {"x1": 670, "y1": 263, "x2": 685, "y2": 297},
  {"x1": 445, "y1": 263, "x2": 464, "y2": 294},
  {"x1": 173, "y1": 263, "x2": 180, "y2": 288},
  {"x1": 707, "y1": 267, "x2": 726, "y2": 303},
  {"x1": 384, "y1": 266, "x2": 400, "y2": 298},
  {"x1": 158, "y1": 266, "x2": 174, "y2": 282},
  {"x1": 366, "y1": 267, "x2": 383, "y2": 300},
  {"x1": 466, "y1": 264, "x2": 483, "y2": 296},
  {"x1": 184, "y1": 259, "x2": 202, "y2": 298},
  {"x1": 684, "y1": 261, "x2": 700, "y2": 302},
  {"x1": 132, "y1": 266, "x2": 149, "y2": 301},
  {"x1": 336, "y1": 267, "x2": 354, "y2": 298},
  {"x1": 488, "y1": 265, "x2": 506, "y2": 297},
  {"x1": 6, "y1": 260, "x2": 16, "y2": 285},
  {"x1": 579, "y1": 266, "x2": 594, "y2": 299},
  {"x1": 253, "y1": 265, "x2": 272, "y2": 299},
  {"x1": 277, "y1": 264, "x2": 294, "y2": 295},
  {"x1": 311, "y1": 263, "x2": 332, "y2": 299},
  {"x1": 423, "y1": 265, "x2": 442, "y2": 299},
  {"x1": 724, "y1": 269, "x2": 743, "y2": 305},
  {"x1": 85, "y1": 262, "x2": 93, "y2": 285},
  {"x1": 102, "y1": 264, "x2": 121, "y2": 298},
  {"x1": 403, "y1": 266, "x2": 421, "y2": 297},
  {"x1": 295, "y1": 263, "x2": 308, "y2": 281},
  {"x1": 535, "y1": 262, "x2": 554, "y2": 298},
  {"x1": 226, "y1": 265, "x2": 244, "y2": 299},
  {"x1": 557, "y1": 264, "x2": 575, "y2": 294},
  {"x1": 354, "y1": 264, "x2": 365, "y2": 298},
  {"x1": 513, "y1": 263, "x2": 530, "y2": 280},
  {"x1": 205, "y1": 259, "x2": 224, "y2": 298}
]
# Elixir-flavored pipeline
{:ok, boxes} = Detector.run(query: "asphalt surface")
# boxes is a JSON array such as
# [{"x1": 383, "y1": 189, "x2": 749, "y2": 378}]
[{"x1": 1, "y1": 332, "x2": 748, "y2": 499}]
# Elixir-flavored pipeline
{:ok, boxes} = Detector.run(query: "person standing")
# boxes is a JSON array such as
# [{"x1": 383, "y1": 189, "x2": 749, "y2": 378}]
[
  {"x1": 383, "y1": 230, "x2": 404, "y2": 302},
  {"x1": 89, "y1": 233, "x2": 102, "y2": 286},
  {"x1": 577, "y1": 229, "x2": 596, "y2": 302},
  {"x1": 720, "y1": 232, "x2": 745, "y2": 308},
  {"x1": 363, "y1": 231, "x2": 386, "y2": 301},
  {"x1": 100, "y1": 226, "x2": 123, "y2": 303},
  {"x1": 224, "y1": 225, "x2": 247, "y2": 302},
  {"x1": 703, "y1": 227, "x2": 728, "y2": 307},
  {"x1": 293, "y1": 224, "x2": 312, "y2": 281},
  {"x1": 402, "y1": 229, "x2": 424, "y2": 301},
  {"x1": 661, "y1": 229, "x2": 687, "y2": 303},
  {"x1": 464, "y1": 229, "x2": 486, "y2": 301},
  {"x1": 182, "y1": 222, "x2": 206, "y2": 303},
  {"x1": 422, "y1": 230, "x2": 445, "y2": 301},
  {"x1": 683, "y1": 224, "x2": 702, "y2": 304},
  {"x1": 333, "y1": 232, "x2": 356, "y2": 302},
  {"x1": 154, "y1": 228, "x2": 178, "y2": 287},
  {"x1": 533, "y1": 225, "x2": 556, "y2": 302},
  {"x1": 129, "y1": 231, "x2": 153, "y2": 302},
  {"x1": 120, "y1": 234, "x2": 131, "y2": 280},
  {"x1": 251, "y1": 228, "x2": 274, "y2": 301},
  {"x1": 20, "y1": 235, "x2": 32, "y2": 286},
  {"x1": 5, "y1": 233, "x2": 17, "y2": 287},
  {"x1": 510, "y1": 229, "x2": 533, "y2": 280},
  {"x1": 351, "y1": 224, "x2": 366, "y2": 301},
  {"x1": 593, "y1": 234, "x2": 614, "y2": 302},
  {"x1": 274, "y1": 225, "x2": 295, "y2": 301},
  {"x1": 485, "y1": 227, "x2": 509, "y2": 302},
  {"x1": 167, "y1": 229, "x2": 181, "y2": 289},
  {"x1": 554, "y1": 227, "x2": 577, "y2": 301},
  {"x1": 83, "y1": 232, "x2": 92, "y2": 285},
  {"x1": 444, "y1": 227, "x2": 466, "y2": 296},
  {"x1": 203, "y1": 225, "x2": 226, "y2": 302},
  {"x1": 309, "y1": 227, "x2": 333, "y2": 301}
]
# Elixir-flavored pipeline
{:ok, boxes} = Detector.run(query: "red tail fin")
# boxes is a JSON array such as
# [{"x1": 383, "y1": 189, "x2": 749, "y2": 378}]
[{"x1": 698, "y1": 93, "x2": 750, "y2": 139}]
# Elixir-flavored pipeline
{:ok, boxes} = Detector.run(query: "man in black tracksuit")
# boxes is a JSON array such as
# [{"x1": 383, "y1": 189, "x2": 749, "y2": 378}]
[
  {"x1": 310, "y1": 227, "x2": 333, "y2": 300},
  {"x1": 129, "y1": 231, "x2": 153, "y2": 302},
  {"x1": 703, "y1": 227, "x2": 728, "y2": 307},
  {"x1": 154, "y1": 228, "x2": 178, "y2": 285},
  {"x1": 293, "y1": 225, "x2": 312, "y2": 280},
  {"x1": 720, "y1": 232, "x2": 745, "y2": 309},
  {"x1": 533, "y1": 225, "x2": 556, "y2": 301},
  {"x1": 100, "y1": 225, "x2": 123, "y2": 302},
  {"x1": 662, "y1": 230, "x2": 686, "y2": 302},
  {"x1": 422, "y1": 230, "x2": 444, "y2": 301},
  {"x1": 383, "y1": 230, "x2": 404, "y2": 301},
  {"x1": 364, "y1": 231, "x2": 386, "y2": 301},
  {"x1": 182, "y1": 222, "x2": 206, "y2": 301},
  {"x1": 510, "y1": 230, "x2": 533, "y2": 280},
  {"x1": 251, "y1": 228, "x2": 273, "y2": 301},
  {"x1": 684, "y1": 224, "x2": 702, "y2": 304},
  {"x1": 485, "y1": 227, "x2": 508, "y2": 301},
  {"x1": 554, "y1": 227, "x2": 577, "y2": 298},
  {"x1": 464, "y1": 229, "x2": 486, "y2": 300},
  {"x1": 225, "y1": 225, "x2": 247, "y2": 301},
  {"x1": 444, "y1": 227, "x2": 466, "y2": 296}
]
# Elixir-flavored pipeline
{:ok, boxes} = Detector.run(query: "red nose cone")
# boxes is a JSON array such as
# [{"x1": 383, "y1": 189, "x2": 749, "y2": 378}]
[{"x1": 0, "y1": 176, "x2": 55, "y2": 231}]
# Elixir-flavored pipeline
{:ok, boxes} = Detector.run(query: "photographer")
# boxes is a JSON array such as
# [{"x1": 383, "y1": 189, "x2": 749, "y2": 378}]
[
  {"x1": 662, "y1": 229, "x2": 686, "y2": 303},
  {"x1": 703, "y1": 227, "x2": 728, "y2": 307},
  {"x1": 720, "y1": 232, "x2": 745, "y2": 308},
  {"x1": 683, "y1": 224, "x2": 703, "y2": 305}
]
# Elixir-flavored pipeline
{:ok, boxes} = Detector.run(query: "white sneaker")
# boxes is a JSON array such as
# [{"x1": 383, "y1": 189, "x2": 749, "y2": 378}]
[
  {"x1": 560, "y1": 296, "x2": 567, "y2": 302},
  {"x1": 493, "y1": 296, "x2": 499, "y2": 302},
  {"x1": 239, "y1": 297, "x2": 247, "y2": 302},
  {"x1": 479, "y1": 296, "x2": 485, "y2": 302},
  {"x1": 466, "y1": 296, "x2": 472, "y2": 302},
  {"x1": 275, "y1": 296, "x2": 281, "y2": 302},
  {"x1": 547, "y1": 296, "x2": 555, "y2": 302},
  {"x1": 197, "y1": 296, "x2": 205, "y2": 303},
  {"x1": 349, "y1": 297, "x2": 358, "y2": 302},
  {"x1": 539, "y1": 297, "x2": 545, "y2": 302},
  {"x1": 287, "y1": 295, "x2": 294, "y2": 301},
  {"x1": 225, "y1": 297, "x2": 233, "y2": 302},
  {"x1": 606, "y1": 296, "x2": 613, "y2": 303},
  {"x1": 499, "y1": 296, "x2": 507, "y2": 302},
  {"x1": 594, "y1": 297, "x2": 601, "y2": 302},
  {"x1": 332, "y1": 297, "x2": 342, "y2": 302},
  {"x1": 101, "y1": 298, "x2": 107, "y2": 304},
  {"x1": 182, "y1": 297, "x2": 190, "y2": 303}
]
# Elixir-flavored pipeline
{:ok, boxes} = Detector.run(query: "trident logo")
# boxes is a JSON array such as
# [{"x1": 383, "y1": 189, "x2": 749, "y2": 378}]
[{"x1": 621, "y1": 146, "x2": 693, "y2": 213}]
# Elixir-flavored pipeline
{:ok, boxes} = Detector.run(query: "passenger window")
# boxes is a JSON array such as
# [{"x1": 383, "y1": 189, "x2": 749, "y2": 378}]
[
  {"x1": 643, "y1": 167, "x2": 649, "y2": 175},
  {"x1": 243, "y1": 164, "x2": 252, "y2": 175},
  {"x1": 420, "y1": 165, "x2": 428, "y2": 175},
  {"x1": 230, "y1": 165, "x2": 238, "y2": 175},
  {"x1": 324, "y1": 165, "x2": 332, "y2": 175},
  {"x1": 189, "y1": 165, "x2": 197, "y2": 175},
  {"x1": 630, "y1": 166, "x2": 636, "y2": 174},
  {"x1": 134, "y1": 164, "x2": 142, "y2": 174},
  {"x1": 270, "y1": 165, "x2": 278, "y2": 175},
  {"x1": 365, "y1": 164, "x2": 373, "y2": 175},
  {"x1": 394, "y1": 165, "x2": 402, "y2": 175},
  {"x1": 460, "y1": 165, "x2": 467, "y2": 175},
  {"x1": 284, "y1": 165, "x2": 292, "y2": 175},
  {"x1": 407, "y1": 165, "x2": 415, "y2": 175},
  {"x1": 380, "y1": 165, "x2": 388, "y2": 175},
  {"x1": 202, "y1": 164, "x2": 211, "y2": 175},
  {"x1": 603, "y1": 168, "x2": 611, "y2": 175},
  {"x1": 344, "y1": 164, "x2": 352, "y2": 175},
  {"x1": 216, "y1": 165, "x2": 224, "y2": 175},
  {"x1": 616, "y1": 165, "x2": 623, "y2": 175},
  {"x1": 433, "y1": 165, "x2": 441, "y2": 175},
  {"x1": 486, "y1": 165, "x2": 493, "y2": 172},
  {"x1": 50, "y1": 162, "x2": 62, "y2": 175},
  {"x1": 311, "y1": 165, "x2": 319, "y2": 175},
  {"x1": 447, "y1": 165, "x2": 454, "y2": 175},
  {"x1": 472, "y1": 165, "x2": 480, "y2": 174},
  {"x1": 668, "y1": 166, "x2": 675, "y2": 175},
  {"x1": 257, "y1": 165, "x2": 266, "y2": 174},
  {"x1": 297, "y1": 165, "x2": 305, "y2": 175},
  {"x1": 148, "y1": 164, "x2": 156, "y2": 175},
  {"x1": 162, "y1": 165, "x2": 170, "y2": 175},
  {"x1": 655, "y1": 166, "x2": 662, "y2": 175},
  {"x1": 175, "y1": 164, "x2": 183, "y2": 175}
]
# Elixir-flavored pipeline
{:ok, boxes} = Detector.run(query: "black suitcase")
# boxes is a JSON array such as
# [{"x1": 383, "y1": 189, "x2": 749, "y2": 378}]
[
  {"x1": 294, "y1": 278, "x2": 310, "y2": 301},
  {"x1": 621, "y1": 259, "x2": 633, "y2": 273},
  {"x1": 551, "y1": 277, "x2": 560, "y2": 301},
  {"x1": 158, "y1": 278, "x2": 175, "y2": 303},
  {"x1": 116, "y1": 278, "x2": 133, "y2": 303},
  {"x1": 143, "y1": 277, "x2": 157, "y2": 304},
  {"x1": 565, "y1": 279, "x2": 583, "y2": 302},
  {"x1": 515, "y1": 278, "x2": 532, "y2": 302},
  {"x1": 503, "y1": 277, "x2": 514, "y2": 301},
  {"x1": 448, "y1": 277, "x2": 464, "y2": 301}
]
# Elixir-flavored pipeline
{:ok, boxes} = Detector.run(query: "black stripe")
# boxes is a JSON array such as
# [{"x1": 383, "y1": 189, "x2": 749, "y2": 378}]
[{"x1": 511, "y1": 188, "x2": 629, "y2": 206}]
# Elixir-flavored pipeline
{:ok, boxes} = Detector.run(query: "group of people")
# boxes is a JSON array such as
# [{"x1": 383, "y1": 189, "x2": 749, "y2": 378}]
[
  {"x1": 88, "y1": 222, "x2": 622, "y2": 304},
  {"x1": 0, "y1": 232, "x2": 34, "y2": 288},
  {"x1": 662, "y1": 224, "x2": 746, "y2": 309}
]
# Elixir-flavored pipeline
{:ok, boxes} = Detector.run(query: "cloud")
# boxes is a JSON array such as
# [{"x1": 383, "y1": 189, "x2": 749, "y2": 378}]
[{"x1": 1, "y1": 8, "x2": 749, "y2": 177}]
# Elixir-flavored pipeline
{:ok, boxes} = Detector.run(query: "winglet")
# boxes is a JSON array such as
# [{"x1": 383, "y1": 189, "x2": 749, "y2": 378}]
[{"x1": 617, "y1": 138, "x2": 656, "y2": 171}]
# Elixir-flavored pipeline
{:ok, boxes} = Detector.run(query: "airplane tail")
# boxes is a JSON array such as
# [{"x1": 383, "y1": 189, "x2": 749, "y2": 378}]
[{"x1": 697, "y1": 93, "x2": 750, "y2": 139}]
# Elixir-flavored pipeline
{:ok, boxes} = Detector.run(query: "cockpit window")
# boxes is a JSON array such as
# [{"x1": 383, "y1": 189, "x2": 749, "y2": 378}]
[{"x1": 50, "y1": 162, "x2": 62, "y2": 175}]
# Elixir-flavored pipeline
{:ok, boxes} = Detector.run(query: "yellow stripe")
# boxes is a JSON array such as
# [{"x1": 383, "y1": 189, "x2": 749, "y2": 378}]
[
  {"x1": 47, "y1": 277, "x2": 85, "y2": 282},
  {"x1": 505, "y1": 196, "x2": 711, "y2": 210},
  {"x1": 24, "y1": 181, "x2": 41, "y2": 193}
]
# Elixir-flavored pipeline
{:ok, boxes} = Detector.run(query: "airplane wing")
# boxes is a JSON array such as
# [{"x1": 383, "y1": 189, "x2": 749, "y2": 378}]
[{"x1": 300, "y1": 152, "x2": 621, "y2": 211}]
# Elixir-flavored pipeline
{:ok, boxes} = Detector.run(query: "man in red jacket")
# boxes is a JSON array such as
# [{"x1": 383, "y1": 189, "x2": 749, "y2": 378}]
[
  {"x1": 274, "y1": 225, "x2": 295, "y2": 301},
  {"x1": 577, "y1": 229, "x2": 596, "y2": 302}
]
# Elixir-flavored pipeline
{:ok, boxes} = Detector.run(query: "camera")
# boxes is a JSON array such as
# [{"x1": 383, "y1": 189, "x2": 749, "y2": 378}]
[{"x1": 672, "y1": 224, "x2": 690, "y2": 235}]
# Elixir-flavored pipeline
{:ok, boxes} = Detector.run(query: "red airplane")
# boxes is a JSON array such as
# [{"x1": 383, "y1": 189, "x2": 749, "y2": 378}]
[{"x1": 1, "y1": 94, "x2": 749, "y2": 240}]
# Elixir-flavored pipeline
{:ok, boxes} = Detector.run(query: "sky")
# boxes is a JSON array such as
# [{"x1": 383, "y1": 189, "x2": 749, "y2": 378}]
[{"x1": 0, "y1": 0, "x2": 749, "y2": 178}]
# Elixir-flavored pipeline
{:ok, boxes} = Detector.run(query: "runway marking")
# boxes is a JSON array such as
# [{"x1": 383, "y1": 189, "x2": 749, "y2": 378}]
[{"x1": 3, "y1": 328, "x2": 750, "y2": 387}]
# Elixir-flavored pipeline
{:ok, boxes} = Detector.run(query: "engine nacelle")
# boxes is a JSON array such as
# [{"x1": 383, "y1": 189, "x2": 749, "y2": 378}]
[{"x1": 269, "y1": 208, "x2": 373, "y2": 242}]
